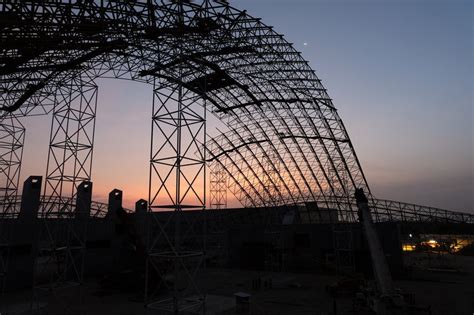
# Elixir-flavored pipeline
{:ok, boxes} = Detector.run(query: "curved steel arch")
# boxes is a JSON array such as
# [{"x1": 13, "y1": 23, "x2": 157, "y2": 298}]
[
  {"x1": 0, "y1": 0, "x2": 369, "y2": 214},
  {"x1": 1, "y1": 1, "x2": 473, "y2": 312},
  {"x1": 0, "y1": 0, "x2": 471, "y2": 221}
]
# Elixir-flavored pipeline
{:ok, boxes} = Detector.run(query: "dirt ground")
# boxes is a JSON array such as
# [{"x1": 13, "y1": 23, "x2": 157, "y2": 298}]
[{"x1": 1, "y1": 254, "x2": 473, "y2": 314}]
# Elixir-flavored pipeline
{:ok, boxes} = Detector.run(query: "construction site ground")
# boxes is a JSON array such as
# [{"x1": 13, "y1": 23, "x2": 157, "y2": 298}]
[{"x1": 1, "y1": 254, "x2": 473, "y2": 315}]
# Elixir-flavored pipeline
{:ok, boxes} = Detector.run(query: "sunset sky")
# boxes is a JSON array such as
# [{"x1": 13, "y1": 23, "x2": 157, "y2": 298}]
[{"x1": 19, "y1": 0, "x2": 473, "y2": 213}]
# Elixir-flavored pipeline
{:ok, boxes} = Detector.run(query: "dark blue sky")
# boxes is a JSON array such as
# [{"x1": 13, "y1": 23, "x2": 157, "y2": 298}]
[
  {"x1": 231, "y1": 0, "x2": 473, "y2": 211},
  {"x1": 21, "y1": 0, "x2": 473, "y2": 212}
]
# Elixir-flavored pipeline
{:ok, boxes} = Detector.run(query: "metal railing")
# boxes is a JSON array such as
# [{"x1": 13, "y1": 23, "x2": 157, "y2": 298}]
[
  {"x1": 1, "y1": 194, "x2": 472, "y2": 224},
  {"x1": 0, "y1": 195, "x2": 111, "y2": 219}
]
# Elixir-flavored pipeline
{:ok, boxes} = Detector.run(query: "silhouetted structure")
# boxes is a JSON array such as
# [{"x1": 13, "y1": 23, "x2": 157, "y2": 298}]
[{"x1": 0, "y1": 1, "x2": 472, "y2": 314}]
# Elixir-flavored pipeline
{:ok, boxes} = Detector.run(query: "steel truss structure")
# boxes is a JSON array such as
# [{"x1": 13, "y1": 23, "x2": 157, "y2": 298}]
[
  {"x1": 0, "y1": 0, "x2": 369, "y2": 212},
  {"x1": 43, "y1": 75, "x2": 97, "y2": 210},
  {"x1": 209, "y1": 162, "x2": 227, "y2": 209},
  {"x1": 0, "y1": 0, "x2": 473, "y2": 312},
  {"x1": 0, "y1": 113, "x2": 24, "y2": 298},
  {"x1": 146, "y1": 78, "x2": 206, "y2": 312},
  {"x1": 1, "y1": 0, "x2": 471, "y2": 219},
  {"x1": 31, "y1": 75, "x2": 97, "y2": 312},
  {"x1": 0, "y1": 113, "x2": 25, "y2": 215}
]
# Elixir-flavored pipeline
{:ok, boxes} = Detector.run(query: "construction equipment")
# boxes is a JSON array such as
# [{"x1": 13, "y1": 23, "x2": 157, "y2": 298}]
[{"x1": 355, "y1": 188, "x2": 405, "y2": 314}]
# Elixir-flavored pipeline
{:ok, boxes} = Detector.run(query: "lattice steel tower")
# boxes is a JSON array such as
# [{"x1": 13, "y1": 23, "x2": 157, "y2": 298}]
[
  {"x1": 1, "y1": 1, "x2": 473, "y2": 314},
  {"x1": 209, "y1": 163, "x2": 227, "y2": 209}
]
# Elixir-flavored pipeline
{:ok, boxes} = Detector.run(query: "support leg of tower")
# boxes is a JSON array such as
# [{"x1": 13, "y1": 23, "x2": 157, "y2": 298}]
[
  {"x1": 0, "y1": 114, "x2": 25, "y2": 215},
  {"x1": 0, "y1": 116, "x2": 25, "y2": 301},
  {"x1": 33, "y1": 77, "x2": 97, "y2": 313},
  {"x1": 146, "y1": 79, "x2": 206, "y2": 313}
]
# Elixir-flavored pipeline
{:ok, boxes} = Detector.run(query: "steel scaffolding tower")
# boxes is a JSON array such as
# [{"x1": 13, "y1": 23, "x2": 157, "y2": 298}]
[
  {"x1": 0, "y1": 113, "x2": 24, "y2": 300},
  {"x1": 262, "y1": 152, "x2": 282, "y2": 205},
  {"x1": 33, "y1": 76, "x2": 97, "y2": 312},
  {"x1": 43, "y1": 76, "x2": 97, "y2": 209},
  {"x1": 209, "y1": 163, "x2": 227, "y2": 209},
  {"x1": 0, "y1": 114, "x2": 25, "y2": 216},
  {"x1": 146, "y1": 77, "x2": 206, "y2": 312},
  {"x1": 333, "y1": 224, "x2": 355, "y2": 274}
]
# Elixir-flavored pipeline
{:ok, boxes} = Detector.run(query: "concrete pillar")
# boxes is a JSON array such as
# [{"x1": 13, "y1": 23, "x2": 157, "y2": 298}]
[
  {"x1": 135, "y1": 199, "x2": 147, "y2": 215},
  {"x1": 75, "y1": 181, "x2": 92, "y2": 219},
  {"x1": 135, "y1": 199, "x2": 147, "y2": 245},
  {"x1": 18, "y1": 176, "x2": 42, "y2": 221},
  {"x1": 106, "y1": 189, "x2": 122, "y2": 220},
  {"x1": 107, "y1": 189, "x2": 123, "y2": 272},
  {"x1": 10, "y1": 176, "x2": 41, "y2": 289}
]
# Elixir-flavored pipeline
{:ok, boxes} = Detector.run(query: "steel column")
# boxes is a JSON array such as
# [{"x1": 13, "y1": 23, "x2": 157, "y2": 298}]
[{"x1": 146, "y1": 78, "x2": 206, "y2": 313}]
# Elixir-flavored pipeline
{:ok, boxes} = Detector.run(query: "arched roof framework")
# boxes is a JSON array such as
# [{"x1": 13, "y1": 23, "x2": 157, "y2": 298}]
[{"x1": 2, "y1": 1, "x2": 470, "y2": 223}]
